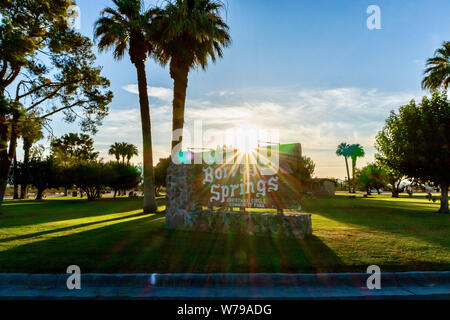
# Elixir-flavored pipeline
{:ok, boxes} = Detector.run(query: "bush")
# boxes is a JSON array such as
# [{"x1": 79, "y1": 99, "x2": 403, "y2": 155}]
[
  {"x1": 108, "y1": 162, "x2": 141, "y2": 197},
  {"x1": 357, "y1": 164, "x2": 387, "y2": 195},
  {"x1": 65, "y1": 161, "x2": 109, "y2": 201},
  {"x1": 63, "y1": 161, "x2": 141, "y2": 200}
]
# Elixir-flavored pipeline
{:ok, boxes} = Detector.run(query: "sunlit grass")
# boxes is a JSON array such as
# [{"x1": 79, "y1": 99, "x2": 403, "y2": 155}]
[
  {"x1": 0, "y1": 194, "x2": 448, "y2": 273},
  {"x1": 0, "y1": 211, "x2": 157, "y2": 252}
]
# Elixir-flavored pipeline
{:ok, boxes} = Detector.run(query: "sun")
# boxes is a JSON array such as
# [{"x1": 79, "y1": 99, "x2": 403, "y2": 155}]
[{"x1": 230, "y1": 124, "x2": 260, "y2": 154}]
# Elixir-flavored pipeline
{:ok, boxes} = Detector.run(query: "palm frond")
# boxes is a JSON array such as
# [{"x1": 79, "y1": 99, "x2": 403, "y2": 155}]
[{"x1": 422, "y1": 41, "x2": 450, "y2": 90}]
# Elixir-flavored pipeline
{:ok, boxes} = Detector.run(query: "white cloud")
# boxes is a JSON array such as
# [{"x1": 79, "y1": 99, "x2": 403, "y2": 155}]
[
  {"x1": 21, "y1": 86, "x2": 423, "y2": 179},
  {"x1": 93, "y1": 106, "x2": 172, "y2": 164},
  {"x1": 179, "y1": 87, "x2": 422, "y2": 178},
  {"x1": 122, "y1": 84, "x2": 173, "y2": 102}
]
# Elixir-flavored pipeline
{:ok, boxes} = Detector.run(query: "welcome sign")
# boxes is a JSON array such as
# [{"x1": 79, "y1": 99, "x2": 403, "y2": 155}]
[{"x1": 190, "y1": 143, "x2": 304, "y2": 209}]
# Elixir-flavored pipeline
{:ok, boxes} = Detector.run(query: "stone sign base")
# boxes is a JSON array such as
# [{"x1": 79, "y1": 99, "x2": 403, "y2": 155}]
[
  {"x1": 166, "y1": 209, "x2": 312, "y2": 239},
  {"x1": 165, "y1": 163, "x2": 312, "y2": 239}
]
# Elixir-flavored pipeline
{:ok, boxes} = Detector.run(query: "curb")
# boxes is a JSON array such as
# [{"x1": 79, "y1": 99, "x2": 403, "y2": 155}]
[
  {"x1": 0, "y1": 272, "x2": 449, "y2": 298},
  {"x1": 1, "y1": 272, "x2": 449, "y2": 288}
]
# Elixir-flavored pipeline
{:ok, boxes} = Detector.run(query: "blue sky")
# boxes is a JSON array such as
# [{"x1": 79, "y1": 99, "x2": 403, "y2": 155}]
[{"x1": 35, "y1": 0, "x2": 450, "y2": 178}]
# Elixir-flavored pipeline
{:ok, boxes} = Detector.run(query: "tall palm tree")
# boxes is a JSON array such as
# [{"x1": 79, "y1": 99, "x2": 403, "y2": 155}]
[
  {"x1": 336, "y1": 142, "x2": 352, "y2": 193},
  {"x1": 422, "y1": 41, "x2": 450, "y2": 91},
  {"x1": 156, "y1": 0, "x2": 231, "y2": 157},
  {"x1": 95, "y1": 0, "x2": 159, "y2": 212},
  {"x1": 108, "y1": 142, "x2": 123, "y2": 162},
  {"x1": 349, "y1": 144, "x2": 365, "y2": 193}
]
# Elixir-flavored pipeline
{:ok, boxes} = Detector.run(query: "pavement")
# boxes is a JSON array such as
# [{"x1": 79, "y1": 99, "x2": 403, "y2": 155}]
[{"x1": 0, "y1": 272, "x2": 449, "y2": 299}]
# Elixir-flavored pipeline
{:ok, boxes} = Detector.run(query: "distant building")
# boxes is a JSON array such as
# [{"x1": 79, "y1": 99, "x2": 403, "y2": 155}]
[{"x1": 308, "y1": 178, "x2": 336, "y2": 196}]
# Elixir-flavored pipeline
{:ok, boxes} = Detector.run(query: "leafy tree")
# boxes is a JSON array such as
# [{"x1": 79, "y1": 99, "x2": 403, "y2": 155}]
[
  {"x1": 0, "y1": 0, "x2": 73, "y2": 92},
  {"x1": 0, "y1": 1, "x2": 113, "y2": 205},
  {"x1": 349, "y1": 144, "x2": 365, "y2": 193},
  {"x1": 156, "y1": 0, "x2": 231, "y2": 155},
  {"x1": 51, "y1": 133, "x2": 99, "y2": 164},
  {"x1": 374, "y1": 154, "x2": 405, "y2": 198},
  {"x1": 108, "y1": 162, "x2": 141, "y2": 197},
  {"x1": 336, "y1": 142, "x2": 352, "y2": 193},
  {"x1": 66, "y1": 161, "x2": 108, "y2": 201},
  {"x1": 297, "y1": 155, "x2": 316, "y2": 181},
  {"x1": 26, "y1": 157, "x2": 60, "y2": 200},
  {"x1": 376, "y1": 91, "x2": 450, "y2": 213},
  {"x1": 356, "y1": 164, "x2": 387, "y2": 195},
  {"x1": 422, "y1": 42, "x2": 450, "y2": 91},
  {"x1": 51, "y1": 132, "x2": 99, "y2": 196},
  {"x1": 95, "y1": 0, "x2": 160, "y2": 212},
  {"x1": 19, "y1": 115, "x2": 43, "y2": 199},
  {"x1": 154, "y1": 156, "x2": 171, "y2": 190}
]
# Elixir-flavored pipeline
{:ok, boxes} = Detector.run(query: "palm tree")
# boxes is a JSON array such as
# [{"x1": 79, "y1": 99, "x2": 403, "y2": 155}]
[
  {"x1": 349, "y1": 144, "x2": 365, "y2": 193},
  {"x1": 118, "y1": 142, "x2": 128, "y2": 163},
  {"x1": 109, "y1": 142, "x2": 138, "y2": 164},
  {"x1": 336, "y1": 142, "x2": 352, "y2": 193},
  {"x1": 95, "y1": 0, "x2": 159, "y2": 212},
  {"x1": 125, "y1": 144, "x2": 138, "y2": 164},
  {"x1": 422, "y1": 41, "x2": 450, "y2": 91},
  {"x1": 108, "y1": 142, "x2": 123, "y2": 162},
  {"x1": 156, "y1": 0, "x2": 231, "y2": 156}
]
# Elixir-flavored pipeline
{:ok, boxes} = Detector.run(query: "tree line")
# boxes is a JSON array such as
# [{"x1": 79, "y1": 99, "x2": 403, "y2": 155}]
[
  {"x1": 11, "y1": 157, "x2": 141, "y2": 201},
  {"x1": 8, "y1": 133, "x2": 142, "y2": 200}
]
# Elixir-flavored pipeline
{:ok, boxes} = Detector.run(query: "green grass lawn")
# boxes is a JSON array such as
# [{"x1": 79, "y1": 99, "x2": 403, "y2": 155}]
[{"x1": 0, "y1": 193, "x2": 449, "y2": 273}]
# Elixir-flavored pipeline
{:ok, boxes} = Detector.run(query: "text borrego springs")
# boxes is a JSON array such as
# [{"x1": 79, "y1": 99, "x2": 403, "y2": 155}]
[{"x1": 202, "y1": 166, "x2": 279, "y2": 204}]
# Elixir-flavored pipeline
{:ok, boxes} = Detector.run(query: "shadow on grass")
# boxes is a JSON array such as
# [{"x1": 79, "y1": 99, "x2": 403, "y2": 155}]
[
  {"x1": 0, "y1": 212, "x2": 343, "y2": 274},
  {"x1": 303, "y1": 196, "x2": 450, "y2": 249},
  {"x1": 0, "y1": 197, "x2": 165, "y2": 228},
  {"x1": 0, "y1": 211, "x2": 153, "y2": 244}
]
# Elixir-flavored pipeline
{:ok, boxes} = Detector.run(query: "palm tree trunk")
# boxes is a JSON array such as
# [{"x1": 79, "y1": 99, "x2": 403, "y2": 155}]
[
  {"x1": 0, "y1": 90, "x2": 10, "y2": 205},
  {"x1": 20, "y1": 142, "x2": 31, "y2": 199},
  {"x1": 0, "y1": 116, "x2": 18, "y2": 206},
  {"x1": 13, "y1": 154, "x2": 19, "y2": 199},
  {"x1": 0, "y1": 160, "x2": 8, "y2": 207},
  {"x1": 135, "y1": 60, "x2": 157, "y2": 213},
  {"x1": 170, "y1": 62, "x2": 189, "y2": 154},
  {"x1": 344, "y1": 157, "x2": 351, "y2": 193},
  {"x1": 439, "y1": 183, "x2": 449, "y2": 213},
  {"x1": 351, "y1": 158, "x2": 356, "y2": 193},
  {"x1": 0, "y1": 162, "x2": 9, "y2": 206}
]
